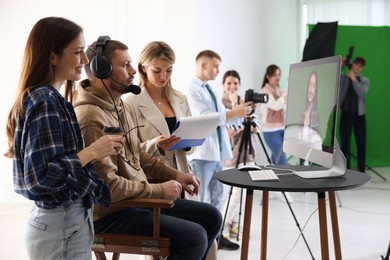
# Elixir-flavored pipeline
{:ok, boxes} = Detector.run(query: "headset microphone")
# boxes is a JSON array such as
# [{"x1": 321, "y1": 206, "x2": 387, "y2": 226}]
[{"x1": 109, "y1": 77, "x2": 141, "y2": 95}]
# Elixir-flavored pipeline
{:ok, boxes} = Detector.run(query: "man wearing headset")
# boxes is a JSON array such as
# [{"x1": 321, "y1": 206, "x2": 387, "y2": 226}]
[{"x1": 73, "y1": 37, "x2": 222, "y2": 260}]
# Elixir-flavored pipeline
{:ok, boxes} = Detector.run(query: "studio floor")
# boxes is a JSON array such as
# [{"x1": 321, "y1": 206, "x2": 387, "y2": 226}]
[{"x1": 0, "y1": 167, "x2": 389, "y2": 260}]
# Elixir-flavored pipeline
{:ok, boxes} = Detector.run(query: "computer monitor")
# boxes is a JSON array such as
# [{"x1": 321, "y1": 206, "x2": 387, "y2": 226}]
[{"x1": 283, "y1": 55, "x2": 346, "y2": 179}]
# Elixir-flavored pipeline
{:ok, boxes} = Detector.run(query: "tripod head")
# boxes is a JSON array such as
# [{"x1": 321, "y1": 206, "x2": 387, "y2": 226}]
[{"x1": 243, "y1": 114, "x2": 261, "y2": 132}]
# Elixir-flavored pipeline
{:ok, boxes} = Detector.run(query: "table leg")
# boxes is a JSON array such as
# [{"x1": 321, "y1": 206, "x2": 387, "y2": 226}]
[
  {"x1": 329, "y1": 191, "x2": 342, "y2": 260},
  {"x1": 241, "y1": 189, "x2": 253, "y2": 260},
  {"x1": 261, "y1": 190, "x2": 269, "y2": 260},
  {"x1": 318, "y1": 192, "x2": 329, "y2": 260}
]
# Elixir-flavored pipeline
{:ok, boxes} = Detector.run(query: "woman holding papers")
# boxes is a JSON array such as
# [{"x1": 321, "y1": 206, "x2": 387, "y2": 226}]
[{"x1": 123, "y1": 40, "x2": 218, "y2": 260}]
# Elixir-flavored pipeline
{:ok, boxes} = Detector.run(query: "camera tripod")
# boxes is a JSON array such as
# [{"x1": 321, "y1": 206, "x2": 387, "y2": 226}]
[{"x1": 220, "y1": 115, "x2": 315, "y2": 259}]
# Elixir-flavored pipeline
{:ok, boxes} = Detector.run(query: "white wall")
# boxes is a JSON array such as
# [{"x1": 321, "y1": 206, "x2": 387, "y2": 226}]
[{"x1": 0, "y1": 0, "x2": 301, "y2": 201}]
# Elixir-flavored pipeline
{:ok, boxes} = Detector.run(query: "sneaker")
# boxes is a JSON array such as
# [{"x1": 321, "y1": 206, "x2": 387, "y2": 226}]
[
  {"x1": 229, "y1": 223, "x2": 243, "y2": 240},
  {"x1": 218, "y1": 236, "x2": 240, "y2": 250}
]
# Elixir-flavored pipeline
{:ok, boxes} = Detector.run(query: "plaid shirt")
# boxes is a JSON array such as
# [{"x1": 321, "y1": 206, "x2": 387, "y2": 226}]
[{"x1": 13, "y1": 86, "x2": 110, "y2": 209}]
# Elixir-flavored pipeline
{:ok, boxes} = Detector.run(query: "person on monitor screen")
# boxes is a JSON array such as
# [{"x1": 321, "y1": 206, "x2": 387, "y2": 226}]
[
  {"x1": 257, "y1": 64, "x2": 294, "y2": 203},
  {"x1": 301, "y1": 70, "x2": 319, "y2": 132},
  {"x1": 299, "y1": 70, "x2": 322, "y2": 149},
  {"x1": 73, "y1": 38, "x2": 222, "y2": 260},
  {"x1": 339, "y1": 57, "x2": 369, "y2": 173}
]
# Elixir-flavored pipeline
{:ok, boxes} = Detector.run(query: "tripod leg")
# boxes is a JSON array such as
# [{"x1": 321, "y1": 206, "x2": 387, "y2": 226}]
[
  {"x1": 350, "y1": 153, "x2": 387, "y2": 181},
  {"x1": 282, "y1": 192, "x2": 315, "y2": 260},
  {"x1": 255, "y1": 132, "x2": 272, "y2": 164}
]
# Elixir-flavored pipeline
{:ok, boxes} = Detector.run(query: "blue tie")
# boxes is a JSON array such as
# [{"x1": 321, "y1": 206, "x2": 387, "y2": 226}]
[{"x1": 205, "y1": 84, "x2": 222, "y2": 152}]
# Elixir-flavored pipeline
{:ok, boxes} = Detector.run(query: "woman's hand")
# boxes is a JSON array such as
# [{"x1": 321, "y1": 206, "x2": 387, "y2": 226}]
[
  {"x1": 156, "y1": 135, "x2": 181, "y2": 151},
  {"x1": 77, "y1": 135, "x2": 125, "y2": 166}
]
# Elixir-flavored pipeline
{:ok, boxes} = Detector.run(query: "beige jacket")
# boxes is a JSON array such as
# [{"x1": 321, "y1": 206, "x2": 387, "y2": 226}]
[
  {"x1": 123, "y1": 87, "x2": 193, "y2": 173},
  {"x1": 73, "y1": 84, "x2": 178, "y2": 221}
]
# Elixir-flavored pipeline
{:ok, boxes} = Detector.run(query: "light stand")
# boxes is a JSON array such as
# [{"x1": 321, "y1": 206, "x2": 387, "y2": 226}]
[{"x1": 220, "y1": 115, "x2": 315, "y2": 259}]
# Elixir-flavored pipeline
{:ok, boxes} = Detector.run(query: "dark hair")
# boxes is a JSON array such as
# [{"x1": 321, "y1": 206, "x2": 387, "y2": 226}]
[
  {"x1": 223, "y1": 70, "x2": 241, "y2": 84},
  {"x1": 80, "y1": 39, "x2": 128, "y2": 89},
  {"x1": 196, "y1": 50, "x2": 221, "y2": 62},
  {"x1": 261, "y1": 64, "x2": 280, "y2": 88},
  {"x1": 84, "y1": 39, "x2": 128, "y2": 74},
  {"x1": 353, "y1": 57, "x2": 366, "y2": 66},
  {"x1": 6, "y1": 17, "x2": 83, "y2": 158},
  {"x1": 305, "y1": 70, "x2": 318, "y2": 109}
]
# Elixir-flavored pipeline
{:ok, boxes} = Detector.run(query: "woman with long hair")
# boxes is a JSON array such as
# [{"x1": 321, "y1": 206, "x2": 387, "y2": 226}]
[
  {"x1": 257, "y1": 64, "x2": 294, "y2": 203},
  {"x1": 5, "y1": 17, "x2": 124, "y2": 259},
  {"x1": 258, "y1": 65, "x2": 287, "y2": 165}
]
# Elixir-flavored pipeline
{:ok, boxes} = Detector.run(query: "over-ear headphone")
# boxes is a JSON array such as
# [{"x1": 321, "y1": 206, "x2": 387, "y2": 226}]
[{"x1": 90, "y1": 36, "x2": 112, "y2": 79}]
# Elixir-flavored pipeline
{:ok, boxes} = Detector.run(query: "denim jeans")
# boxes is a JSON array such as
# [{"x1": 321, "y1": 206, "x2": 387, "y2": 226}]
[
  {"x1": 94, "y1": 199, "x2": 222, "y2": 260},
  {"x1": 190, "y1": 159, "x2": 224, "y2": 211},
  {"x1": 263, "y1": 130, "x2": 287, "y2": 165},
  {"x1": 26, "y1": 200, "x2": 93, "y2": 260}
]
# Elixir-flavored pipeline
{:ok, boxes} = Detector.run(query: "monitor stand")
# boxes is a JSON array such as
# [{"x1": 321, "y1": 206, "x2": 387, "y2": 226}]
[{"x1": 294, "y1": 140, "x2": 347, "y2": 179}]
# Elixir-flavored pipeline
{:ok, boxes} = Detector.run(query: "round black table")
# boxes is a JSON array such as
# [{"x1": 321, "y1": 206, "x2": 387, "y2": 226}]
[{"x1": 217, "y1": 166, "x2": 372, "y2": 260}]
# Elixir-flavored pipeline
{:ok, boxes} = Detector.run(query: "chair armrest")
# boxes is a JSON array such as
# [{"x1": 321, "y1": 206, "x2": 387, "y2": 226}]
[{"x1": 110, "y1": 198, "x2": 175, "y2": 209}]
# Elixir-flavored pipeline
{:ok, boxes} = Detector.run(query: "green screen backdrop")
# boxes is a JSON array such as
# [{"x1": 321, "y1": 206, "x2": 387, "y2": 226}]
[{"x1": 308, "y1": 24, "x2": 390, "y2": 167}]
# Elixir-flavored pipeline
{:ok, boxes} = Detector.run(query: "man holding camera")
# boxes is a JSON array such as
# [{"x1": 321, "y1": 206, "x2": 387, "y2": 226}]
[
  {"x1": 185, "y1": 50, "x2": 252, "y2": 250},
  {"x1": 339, "y1": 57, "x2": 370, "y2": 173}
]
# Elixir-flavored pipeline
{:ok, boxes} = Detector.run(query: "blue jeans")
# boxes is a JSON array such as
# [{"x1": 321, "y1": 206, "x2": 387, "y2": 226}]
[
  {"x1": 26, "y1": 200, "x2": 93, "y2": 260},
  {"x1": 263, "y1": 130, "x2": 287, "y2": 165},
  {"x1": 94, "y1": 199, "x2": 222, "y2": 260},
  {"x1": 190, "y1": 159, "x2": 224, "y2": 211}
]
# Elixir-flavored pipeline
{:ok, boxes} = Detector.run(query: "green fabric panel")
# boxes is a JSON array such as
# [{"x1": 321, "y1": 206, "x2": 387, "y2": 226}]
[{"x1": 308, "y1": 24, "x2": 390, "y2": 167}]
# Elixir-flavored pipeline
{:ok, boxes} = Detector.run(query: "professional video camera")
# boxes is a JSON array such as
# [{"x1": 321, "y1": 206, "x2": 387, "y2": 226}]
[
  {"x1": 244, "y1": 89, "x2": 268, "y2": 103},
  {"x1": 344, "y1": 46, "x2": 354, "y2": 69}
]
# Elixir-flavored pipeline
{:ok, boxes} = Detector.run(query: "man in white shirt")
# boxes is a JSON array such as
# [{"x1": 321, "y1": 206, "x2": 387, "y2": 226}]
[{"x1": 185, "y1": 50, "x2": 252, "y2": 250}]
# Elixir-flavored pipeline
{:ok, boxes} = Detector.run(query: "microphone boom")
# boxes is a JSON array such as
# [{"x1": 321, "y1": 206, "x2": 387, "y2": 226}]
[{"x1": 110, "y1": 77, "x2": 141, "y2": 95}]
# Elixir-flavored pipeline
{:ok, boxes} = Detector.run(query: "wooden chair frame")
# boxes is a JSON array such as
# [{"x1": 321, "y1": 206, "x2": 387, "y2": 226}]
[{"x1": 92, "y1": 198, "x2": 175, "y2": 260}]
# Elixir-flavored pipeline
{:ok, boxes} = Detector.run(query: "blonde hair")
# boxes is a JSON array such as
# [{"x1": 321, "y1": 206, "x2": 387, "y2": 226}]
[{"x1": 138, "y1": 41, "x2": 176, "y2": 97}]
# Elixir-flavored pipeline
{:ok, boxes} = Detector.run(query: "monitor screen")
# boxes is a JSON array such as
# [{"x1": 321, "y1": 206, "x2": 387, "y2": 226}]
[{"x1": 283, "y1": 56, "x2": 342, "y2": 169}]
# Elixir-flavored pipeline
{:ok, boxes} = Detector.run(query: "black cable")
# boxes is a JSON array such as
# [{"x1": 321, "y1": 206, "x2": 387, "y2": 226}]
[{"x1": 101, "y1": 79, "x2": 141, "y2": 171}]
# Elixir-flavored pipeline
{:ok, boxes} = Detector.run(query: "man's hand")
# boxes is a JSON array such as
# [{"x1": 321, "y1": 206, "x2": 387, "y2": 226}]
[
  {"x1": 161, "y1": 180, "x2": 182, "y2": 200},
  {"x1": 348, "y1": 70, "x2": 356, "y2": 82},
  {"x1": 175, "y1": 172, "x2": 200, "y2": 196}
]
